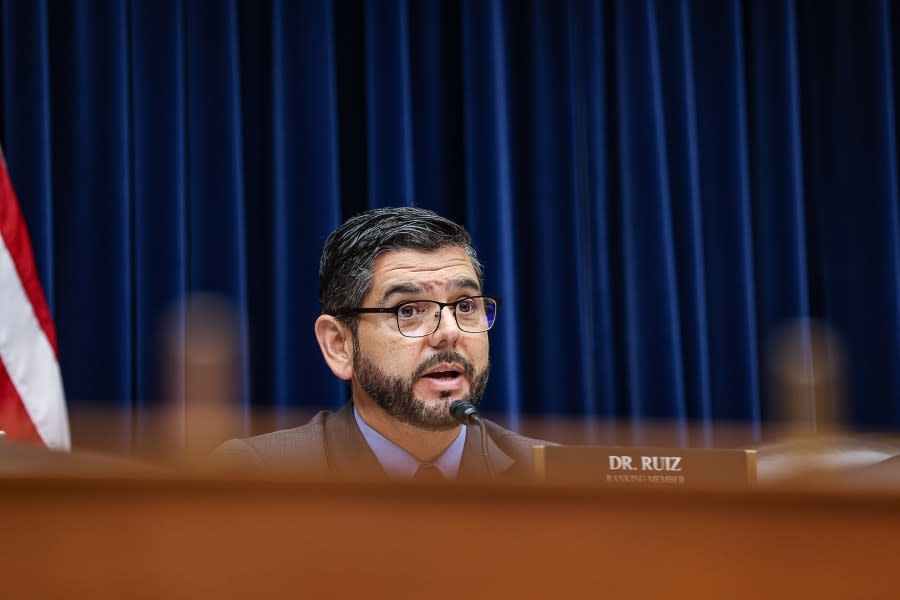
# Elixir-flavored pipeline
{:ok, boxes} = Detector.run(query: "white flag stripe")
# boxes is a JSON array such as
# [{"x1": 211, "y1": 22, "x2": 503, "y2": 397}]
[{"x1": 0, "y1": 231, "x2": 69, "y2": 450}]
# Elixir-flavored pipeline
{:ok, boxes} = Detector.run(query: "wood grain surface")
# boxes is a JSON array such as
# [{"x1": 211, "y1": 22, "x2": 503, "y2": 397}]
[{"x1": 2, "y1": 476, "x2": 898, "y2": 599}]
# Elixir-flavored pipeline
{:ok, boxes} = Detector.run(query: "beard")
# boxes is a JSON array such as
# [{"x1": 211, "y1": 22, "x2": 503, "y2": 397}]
[{"x1": 352, "y1": 339, "x2": 490, "y2": 431}]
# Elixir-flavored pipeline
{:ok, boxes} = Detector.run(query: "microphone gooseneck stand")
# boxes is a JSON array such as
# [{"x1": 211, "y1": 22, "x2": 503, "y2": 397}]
[{"x1": 449, "y1": 400, "x2": 495, "y2": 480}]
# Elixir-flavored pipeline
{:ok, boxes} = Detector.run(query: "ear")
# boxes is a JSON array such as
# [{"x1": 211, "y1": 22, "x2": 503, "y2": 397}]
[{"x1": 314, "y1": 315, "x2": 354, "y2": 381}]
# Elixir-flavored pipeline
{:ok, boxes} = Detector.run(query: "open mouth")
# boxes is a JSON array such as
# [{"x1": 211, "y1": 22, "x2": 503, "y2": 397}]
[
  {"x1": 422, "y1": 370, "x2": 461, "y2": 380},
  {"x1": 419, "y1": 362, "x2": 465, "y2": 383}
]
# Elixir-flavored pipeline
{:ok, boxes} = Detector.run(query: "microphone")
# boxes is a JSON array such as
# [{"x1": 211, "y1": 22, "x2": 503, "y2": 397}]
[
  {"x1": 449, "y1": 400, "x2": 479, "y2": 424},
  {"x1": 449, "y1": 400, "x2": 495, "y2": 480}
]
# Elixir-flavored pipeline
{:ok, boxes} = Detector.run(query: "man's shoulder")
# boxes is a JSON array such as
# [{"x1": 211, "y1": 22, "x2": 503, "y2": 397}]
[{"x1": 213, "y1": 410, "x2": 334, "y2": 468}]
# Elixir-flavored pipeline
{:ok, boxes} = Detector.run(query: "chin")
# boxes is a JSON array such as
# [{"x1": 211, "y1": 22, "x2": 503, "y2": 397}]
[{"x1": 419, "y1": 390, "x2": 468, "y2": 404}]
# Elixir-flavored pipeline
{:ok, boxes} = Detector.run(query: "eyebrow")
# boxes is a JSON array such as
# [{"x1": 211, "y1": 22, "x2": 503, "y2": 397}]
[
  {"x1": 448, "y1": 276, "x2": 482, "y2": 293},
  {"x1": 380, "y1": 276, "x2": 482, "y2": 304},
  {"x1": 381, "y1": 282, "x2": 426, "y2": 303}
]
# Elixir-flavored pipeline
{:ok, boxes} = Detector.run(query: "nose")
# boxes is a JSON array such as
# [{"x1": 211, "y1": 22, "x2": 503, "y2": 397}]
[{"x1": 427, "y1": 305, "x2": 460, "y2": 348}]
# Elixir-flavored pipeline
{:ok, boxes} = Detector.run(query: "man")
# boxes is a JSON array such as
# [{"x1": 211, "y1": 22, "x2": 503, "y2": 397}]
[{"x1": 217, "y1": 207, "x2": 548, "y2": 481}]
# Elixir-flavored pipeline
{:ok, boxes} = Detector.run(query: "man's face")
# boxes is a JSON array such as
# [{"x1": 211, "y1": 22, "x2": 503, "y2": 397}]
[{"x1": 350, "y1": 247, "x2": 491, "y2": 431}]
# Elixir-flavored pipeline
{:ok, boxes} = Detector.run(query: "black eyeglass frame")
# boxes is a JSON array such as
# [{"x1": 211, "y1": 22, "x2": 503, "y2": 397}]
[{"x1": 332, "y1": 295, "x2": 500, "y2": 338}]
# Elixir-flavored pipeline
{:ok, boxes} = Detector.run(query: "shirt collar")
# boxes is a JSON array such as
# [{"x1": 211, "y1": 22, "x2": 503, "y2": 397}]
[{"x1": 353, "y1": 404, "x2": 467, "y2": 480}]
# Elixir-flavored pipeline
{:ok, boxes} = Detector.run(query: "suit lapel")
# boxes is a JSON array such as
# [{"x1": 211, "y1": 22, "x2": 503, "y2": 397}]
[
  {"x1": 323, "y1": 402, "x2": 387, "y2": 481},
  {"x1": 459, "y1": 424, "x2": 515, "y2": 481}
]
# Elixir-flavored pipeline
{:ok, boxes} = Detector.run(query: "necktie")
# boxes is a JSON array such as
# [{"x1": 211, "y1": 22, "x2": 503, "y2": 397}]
[{"x1": 412, "y1": 464, "x2": 446, "y2": 482}]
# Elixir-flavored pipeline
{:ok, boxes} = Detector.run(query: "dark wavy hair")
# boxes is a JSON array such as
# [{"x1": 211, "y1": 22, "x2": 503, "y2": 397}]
[{"x1": 319, "y1": 207, "x2": 483, "y2": 329}]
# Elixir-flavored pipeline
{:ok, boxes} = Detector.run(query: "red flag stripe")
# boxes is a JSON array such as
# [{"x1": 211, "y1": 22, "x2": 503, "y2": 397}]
[
  {"x1": 0, "y1": 153, "x2": 58, "y2": 354},
  {"x1": 0, "y1": 357, "x2": 42, "y2": 445}
]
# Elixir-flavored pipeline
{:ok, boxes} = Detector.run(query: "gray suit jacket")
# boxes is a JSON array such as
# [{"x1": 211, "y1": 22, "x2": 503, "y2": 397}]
[{"x1": 215, "y1": 402, "x2": 549, "y2": 482}]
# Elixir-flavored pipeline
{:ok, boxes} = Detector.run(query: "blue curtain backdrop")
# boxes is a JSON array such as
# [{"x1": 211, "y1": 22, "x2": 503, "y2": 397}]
[{"x1": 2, "y1": 0, "x2": 899, "y2": 448}]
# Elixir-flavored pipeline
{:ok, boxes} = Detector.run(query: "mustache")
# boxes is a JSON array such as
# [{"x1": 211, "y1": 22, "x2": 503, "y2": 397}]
[{"x1": 412, "y1": 351, "x2": 476, "y2": 381}]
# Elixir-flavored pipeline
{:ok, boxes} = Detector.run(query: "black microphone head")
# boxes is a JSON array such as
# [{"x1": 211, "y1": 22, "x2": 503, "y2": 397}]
[{"x1": 449, "y1": 400, "x2": 479, "y2": 424}]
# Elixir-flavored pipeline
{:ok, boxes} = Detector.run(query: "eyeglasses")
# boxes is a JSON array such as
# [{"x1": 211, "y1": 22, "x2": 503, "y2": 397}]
[{"x1": 333, "y1": 296, "x2": 499, "y2": 338}]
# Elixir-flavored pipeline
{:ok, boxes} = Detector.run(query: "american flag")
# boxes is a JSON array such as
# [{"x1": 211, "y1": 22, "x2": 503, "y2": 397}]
[{"x1": 0, "y1": 146, "x2": 69, "y2": 450}]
